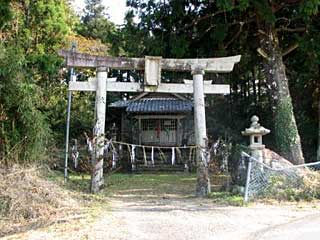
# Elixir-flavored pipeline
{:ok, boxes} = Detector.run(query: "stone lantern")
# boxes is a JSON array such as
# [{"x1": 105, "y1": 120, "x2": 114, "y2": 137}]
[{"x1": 242, "y1": 115, "x2": 270, "y2": 162}]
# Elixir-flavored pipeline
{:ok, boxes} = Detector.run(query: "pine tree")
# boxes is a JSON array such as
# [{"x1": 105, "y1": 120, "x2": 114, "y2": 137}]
[{"x1": 79, "y1": 0, "x2": 119, "y2": 55}]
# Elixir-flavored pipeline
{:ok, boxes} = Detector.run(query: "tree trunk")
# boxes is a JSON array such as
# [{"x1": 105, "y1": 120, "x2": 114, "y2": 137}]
[{"x1": 259, "y1": 25, "x2": 304, "y2": 165}]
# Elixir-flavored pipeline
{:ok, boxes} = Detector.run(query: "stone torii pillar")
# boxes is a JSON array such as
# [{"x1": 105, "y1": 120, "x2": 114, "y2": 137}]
[
  {"x1": 91, "y1": 67, "x2": 107, "y2": 193},
  {"x1": 192, "y1": 68, "x2": 210, "y2": 196}
]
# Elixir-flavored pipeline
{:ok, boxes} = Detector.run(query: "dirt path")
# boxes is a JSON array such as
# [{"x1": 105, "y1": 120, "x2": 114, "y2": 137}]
[
  {"x1": 249, "y1": 213, "x2": 320, "y2": 240},
  {"x1": 4, "y1": 173, "x2": 320, "y2": 240},
  {"x1": 88, "y1": 194, "x2": 320, "y2": 240},
  {"x1": 87, "y1": 174, "x2": 320, "y2": 240}
]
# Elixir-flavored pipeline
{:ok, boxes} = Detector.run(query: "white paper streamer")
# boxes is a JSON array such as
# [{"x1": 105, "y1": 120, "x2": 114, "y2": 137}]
[
  {"x1": 171, "y1": 147, "x2": 175, "y2": 165},
  {"x1": 131, "y1": 145, "x2": 136, "y2": 163},
  {"x1": 71, "y1": 147, "x2": 79, "y2": 168},
  {"x1": 104, "y1": 141, "x2": 110, "y2": 155},
  {"x1": 131, "y1": 145, "x2": 136, "y2": 171},
  {"x1": 87, "y1": 140, "x2": 93, "y2": 152},
  {"x1": 151, "y1": 147, "x2": 154, "y2": 166},
  {"x1": 112, "y1": 151, "x2": 116, "y2": 169},
  {"x1": 143, "y1": 147, "x2": 147, "y2": 166},
  {"x1": 200, "y1": 149, "x2": 208, "y2": 167}
]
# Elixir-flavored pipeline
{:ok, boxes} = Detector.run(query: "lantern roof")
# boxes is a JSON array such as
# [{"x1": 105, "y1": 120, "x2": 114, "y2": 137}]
[{"x1": 241, "y1": 115, "x2": 270, "y2": 136}]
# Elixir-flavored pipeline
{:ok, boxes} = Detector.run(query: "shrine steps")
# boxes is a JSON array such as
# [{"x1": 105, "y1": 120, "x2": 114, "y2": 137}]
[{"x1": 135, "y1": 164, "x2": 186, "y2": 172}]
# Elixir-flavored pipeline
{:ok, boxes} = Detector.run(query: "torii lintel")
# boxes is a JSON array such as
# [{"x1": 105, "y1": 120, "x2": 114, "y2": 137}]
[{"x1": 58, "y1": 50, "x2": 241, "y2": 73}]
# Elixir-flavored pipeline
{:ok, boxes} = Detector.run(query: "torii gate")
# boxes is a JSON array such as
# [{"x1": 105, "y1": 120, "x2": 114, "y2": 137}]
[{"x1": 59, "y1": 50, "x2": 241, "y2": 196}]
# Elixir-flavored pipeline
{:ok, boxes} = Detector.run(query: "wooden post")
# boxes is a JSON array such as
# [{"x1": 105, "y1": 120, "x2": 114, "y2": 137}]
[
  {"x1": 91, "y1": 67, "x2": 107, "y2": 193},
  {"x1": 138, "y1": 118, "x2": 142, "y2": 145},
  {"x1": 192, "y1": 68, "x2": 211, "y2": 197}
]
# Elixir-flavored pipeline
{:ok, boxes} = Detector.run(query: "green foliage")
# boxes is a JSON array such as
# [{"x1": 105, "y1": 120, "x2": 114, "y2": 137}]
[
  {"x1": 212, "y1": 24, "x2": 228, "y2": 43},
  {"x1": 216, "y1": 0, "x2": 234, "y2": 11},
  {"x1": 287, "y1": 16, "x2": 320, "y2": 161},
  {"x1": 238, "y1": 0, "x2": 250, "y2": 10},
  {"x1": 0, "y1": 0, "x2": 12, "y2": 29},
  {"x1": 208, "y1": 191, "x2": 245, "y2": 206},
  {"x1": 78, "y1": 0, "x2": 120, "y2": 55},
  {"x1": 0, "y1": 0, "x2": 73, "y2": 163},
  {"x1": 300, "y1": 0, "x2": 320, "y2": 15},
  {"x1": 251, "y1": 0, "x2": 276, "y2": 23},
  {"x1": 0, "y1": 44, "x2": 51, "y2": 163}
]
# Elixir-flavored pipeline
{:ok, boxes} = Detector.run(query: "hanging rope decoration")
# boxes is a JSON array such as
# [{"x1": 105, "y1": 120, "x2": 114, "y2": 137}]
[
  {"x1": 106, "y1": 139, "x2": 197, "y2": 150},
  {"x1": 158, "y1": 147, "x2": 166, "y2": 163},
  {"x1": 102, "y1": 139, "x2": 199, "y2": 168},
  {"x1": 82, "y1": 133, "x2": 199, "y2": 170},
  {"x1": 84, "y1": 136, "x2": 202, "y2": 170}
]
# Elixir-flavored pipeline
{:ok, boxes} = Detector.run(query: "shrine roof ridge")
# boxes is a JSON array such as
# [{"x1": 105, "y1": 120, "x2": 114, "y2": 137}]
[{"x1": 110, "y1": 98, "x2": 193, "y2": 113}]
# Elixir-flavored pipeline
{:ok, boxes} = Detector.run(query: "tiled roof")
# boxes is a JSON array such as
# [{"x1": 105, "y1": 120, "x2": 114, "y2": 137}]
[
  {"x1": 110, "y1": 98, "x2": 193, "y2": 113},
  {"x1": 109, "y1": 100, "x2": 130, "y2": 108}
]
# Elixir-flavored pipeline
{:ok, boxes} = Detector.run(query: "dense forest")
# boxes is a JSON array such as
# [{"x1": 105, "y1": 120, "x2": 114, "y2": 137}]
[{"x1": 0, "y1": 0, "x2": 319, "y2": 166}]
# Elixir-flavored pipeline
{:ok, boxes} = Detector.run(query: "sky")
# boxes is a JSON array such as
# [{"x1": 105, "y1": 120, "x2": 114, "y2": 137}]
[{"x1": 71, "y1": 0, "x2": 128, "y2": 25}]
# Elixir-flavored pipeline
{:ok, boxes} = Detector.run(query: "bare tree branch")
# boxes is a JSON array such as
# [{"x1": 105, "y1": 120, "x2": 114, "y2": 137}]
[
  {"x1": 225, "y1": 22, "x2": 244, "y2": 48},
  {"x1": 282, "y1": 43, "x2": 299, "y2": 57},
  {"x1": 191, "y1": 10, "x2": 226, "y2": 26},
  {"x1": 276, "y1": 27, "x2": 306, "y2": 32},
  {"x1": 258, "y1": 29, "x2": 269, "y2": 37},
  {"x1": 257, "y1": 48, "x2": 270, "y2": 60}
]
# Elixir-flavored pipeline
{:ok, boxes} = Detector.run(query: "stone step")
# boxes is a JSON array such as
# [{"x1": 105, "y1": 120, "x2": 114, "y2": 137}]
[
  {"x1": 135, "y1": 159, "x2": 186, "y2": 165},
  {"x1": 136, "y1": 164, "x2": 186, "y2": 172}
]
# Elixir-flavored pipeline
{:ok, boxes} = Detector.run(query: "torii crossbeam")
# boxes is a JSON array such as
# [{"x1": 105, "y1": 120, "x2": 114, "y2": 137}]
[{"x1": 59, "y1": 50, "x2": 241, "y2": 196}]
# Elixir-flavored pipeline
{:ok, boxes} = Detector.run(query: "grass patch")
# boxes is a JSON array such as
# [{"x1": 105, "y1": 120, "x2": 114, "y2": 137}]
[
  {"x1": 103, "y1": 173, "x2": 197, "y2": 197},
  {"x1": 46, "y1": 171, "x2": 198, "y2": 202},
  {"x1": 208, "y1": 192, "x2": 245, "y2": 206},
  {"x1": 46, "y1": 170, "x2": 91, "y2": 193}
]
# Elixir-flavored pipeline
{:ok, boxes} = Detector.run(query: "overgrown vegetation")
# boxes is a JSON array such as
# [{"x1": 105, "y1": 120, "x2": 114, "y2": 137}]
[
  {"x1": 0, "y1": 165, "x2": 79, "y2": 237},
  {"x1": 262, "y1": 171, "x2": 320, "y2": 202}
]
